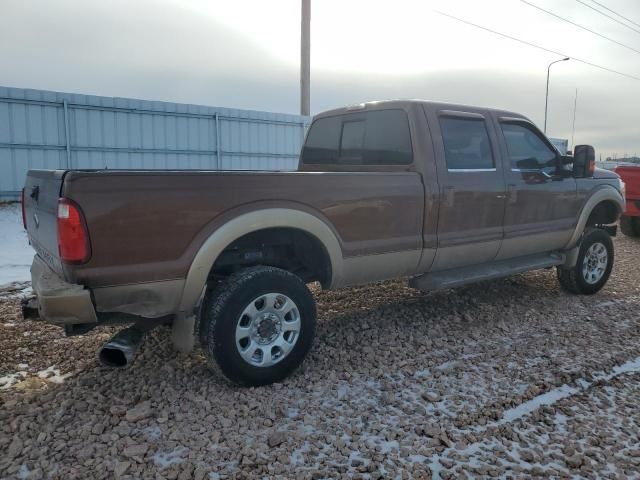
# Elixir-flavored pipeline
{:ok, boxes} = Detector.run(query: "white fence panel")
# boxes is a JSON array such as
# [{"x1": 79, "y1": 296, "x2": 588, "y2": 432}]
[{"x1": 0, "y1": 86, "x2": 309, "y2": 200}]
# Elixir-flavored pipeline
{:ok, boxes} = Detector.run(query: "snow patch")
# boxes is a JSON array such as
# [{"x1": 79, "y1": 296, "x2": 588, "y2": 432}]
[
  {"x1": 498, "y1": 384, "x2": 578, "y2": 425},
  {"x1": 17, "y1": 464, "x2": 30, "y2": 480},
  {"x1": 152, "y1": 446, "x2": 189, "y2": 468},
  {"x1": 0, "y1": 371, "x2": 27, "y2": 389},
  {"x1": 37, "y1": 366, "x2": 71, "y2": 384},
  {"x1": 0, "y1": 204, "x2": 33, "y2": 288}
]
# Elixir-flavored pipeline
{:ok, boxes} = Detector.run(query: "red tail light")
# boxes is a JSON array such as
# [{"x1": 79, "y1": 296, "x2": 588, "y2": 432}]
[
  {"x1": 57, "y1": 198, "x2": 90, "y2": 263},
  {"x1": 21, "y1": 188, "x2": 27, "y2": 230}
]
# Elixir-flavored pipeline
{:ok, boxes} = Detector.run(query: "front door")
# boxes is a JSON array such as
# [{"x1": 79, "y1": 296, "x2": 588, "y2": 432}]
[
  {"x1": 493, "y1": 118, "x2": 578, "y2": 260},
  {"x1": 426, "y1": 108, "x2": 507, "y2": 271}
]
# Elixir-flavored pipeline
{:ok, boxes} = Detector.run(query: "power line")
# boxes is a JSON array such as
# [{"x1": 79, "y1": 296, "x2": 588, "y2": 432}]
[
  {"x1": 575, "y1": 0, "x2": 640, "y2": 35},
  {"x1": 520, "y1": 0, "x2": 640, "y2": 56},
  {"x1": 591, "y1": 0, "x2": 640, "y2": 29},
  {"x1": 434, "y1": 10, "x2": 640, "y2": 82}
]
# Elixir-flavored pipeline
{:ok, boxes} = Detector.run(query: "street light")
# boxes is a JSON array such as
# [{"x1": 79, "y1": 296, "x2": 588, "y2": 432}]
[{"x1": 544, "y1": 57, "x2": 570, "y2": 135}]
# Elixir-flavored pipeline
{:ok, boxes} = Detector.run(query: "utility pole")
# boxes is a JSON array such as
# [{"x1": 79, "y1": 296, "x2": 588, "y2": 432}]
[
  {"x1": 571, "y1": 88, "x2": 578, "y2": 151},
  {"x1": 300, "y1": 0, "x2": 311, "y2": 116}
]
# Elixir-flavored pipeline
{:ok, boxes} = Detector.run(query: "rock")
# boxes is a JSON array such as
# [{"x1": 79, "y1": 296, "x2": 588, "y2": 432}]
[
  {"x1": 439, "y1": 433, "x2": 453, "y2": 448},
  {"x1": 421, "y1": 391, "x2": 441, "y2": 402},
  {"x1": 123, "y1": 444, "x2": 149, "y2": 458},
  {"x1": 566, "y1": 454, "x2": 584, "y2": 469},
  {"x1": 520, "y1": 449, "x2": 535, "y2": 463},
  {"x1": 114, "y1": 461, "x2": 131, "y2": 478},
  {"x1": 125, "y1": 401, "x2": 153, "y2": 422},
  {"x1": 110, "y1": 405, "x2": 127, "y2": 416},
  {"x1": 193, "y1": 467, "x2": 208, "y2": 480},
  {"x1": 8, "y1": 437, "x2": 23, "y2": 458},
  {"x1": 267, "y1": 431, "x2": 286, "y2": 448},
  {"x1": 92, "y1": 423, "x2": 105, "y2": 435}
]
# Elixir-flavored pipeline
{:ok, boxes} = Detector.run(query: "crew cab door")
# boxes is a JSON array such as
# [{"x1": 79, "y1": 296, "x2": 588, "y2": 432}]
[
  {"x1": 425, "y1": 108, "x2": 507, "y2": 271},
  {"x1": 493, "y1": 117, "x2": 578, "y2": 259}
]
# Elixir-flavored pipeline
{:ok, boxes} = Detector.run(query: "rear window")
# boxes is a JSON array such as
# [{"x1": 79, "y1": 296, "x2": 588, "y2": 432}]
[
  {"x1": 439, "y1": 117, "x2": 494, "y2": 171},
  {"x1": 301, "y1": 109, "x2": 412, "y2": 165}
]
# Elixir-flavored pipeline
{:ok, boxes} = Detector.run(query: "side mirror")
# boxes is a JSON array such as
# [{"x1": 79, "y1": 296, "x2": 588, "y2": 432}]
[{"x1": 573, "y1": 145, "x2": 595, "y2": 178}]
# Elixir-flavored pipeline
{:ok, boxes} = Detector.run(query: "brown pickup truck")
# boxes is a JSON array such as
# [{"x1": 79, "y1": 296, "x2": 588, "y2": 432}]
[{"x1": 22, "y1": 100, "x2": 625, "y2": 386}]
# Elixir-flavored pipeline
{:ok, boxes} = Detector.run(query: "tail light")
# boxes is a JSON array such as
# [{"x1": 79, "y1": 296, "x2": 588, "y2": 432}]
[
  {"x1": 21, "y1": 188, "x2": 27, "y2": 230},
  {"x1": 57, "y1": 198, "x2": 91, "y2": 263}
]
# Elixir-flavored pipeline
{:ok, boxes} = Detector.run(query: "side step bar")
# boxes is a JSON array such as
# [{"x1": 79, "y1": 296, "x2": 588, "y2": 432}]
[{"x1": 409, "y1": 252, "x2": 566, "y2": 292}]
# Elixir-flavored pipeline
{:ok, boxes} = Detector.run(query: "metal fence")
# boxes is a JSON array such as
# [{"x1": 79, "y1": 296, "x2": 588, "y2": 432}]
[{"x1": 0, "y1": 86, "x2": 310, "y2": 200}]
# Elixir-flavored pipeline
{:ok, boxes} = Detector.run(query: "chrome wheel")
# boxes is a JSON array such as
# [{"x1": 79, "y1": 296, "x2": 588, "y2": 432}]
[
  {"x1": 235, "y1": 293, "x2": 301, "y2": 367},
  {"x1": 582, "y1": 242, "x2": 608, "y2": 285}
]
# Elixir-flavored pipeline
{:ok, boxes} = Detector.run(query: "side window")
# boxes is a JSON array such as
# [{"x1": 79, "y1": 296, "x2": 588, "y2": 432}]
[
  {"x1": 501, "y1": 123, "x2": 557, "y2": 171},
  {"x1": 300, "y1": 116, "x2": 341, "y2": 164},
  {"x1": 439, "y1": 117, "x2": 494, "y2": 171},
  {"x1": 302, "y1": 109, "x2": 413, "y2": 165}
]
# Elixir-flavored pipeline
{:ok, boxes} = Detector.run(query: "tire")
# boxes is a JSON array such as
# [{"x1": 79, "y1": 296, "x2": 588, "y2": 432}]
[
  {"x1": 199, "y1": 266, "x2": 316, "y2": 386},
  {"x1": 620, "y1": 215, "x2": 640, "y2": 237},
  {"x1": 557, "y1": 228, "x2": 614, "y2": 295}
]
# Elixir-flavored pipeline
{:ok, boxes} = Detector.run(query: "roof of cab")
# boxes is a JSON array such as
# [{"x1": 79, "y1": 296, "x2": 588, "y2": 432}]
[{"x1": 314, "y1": 99, "x2": 529, "y2": 122}]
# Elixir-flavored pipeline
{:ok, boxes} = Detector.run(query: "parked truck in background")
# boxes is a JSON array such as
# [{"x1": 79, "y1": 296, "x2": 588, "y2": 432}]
[
  {"x1": 22, "y1": 100, "x2": 625, "y2": 386},
  {"x1": 614, "y1": 165, "x2": 640, "y2": 237}
]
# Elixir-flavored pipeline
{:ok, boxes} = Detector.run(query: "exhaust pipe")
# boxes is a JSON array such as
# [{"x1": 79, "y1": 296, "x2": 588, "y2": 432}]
[{"x1": 99, "y1": 327, "x2": 145, "y2": 367}]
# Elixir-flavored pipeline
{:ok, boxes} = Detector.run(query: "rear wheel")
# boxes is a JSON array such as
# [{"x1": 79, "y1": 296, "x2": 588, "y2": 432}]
[
  {"x1": 620, "y1": 215, "x2": 640, "y2": 237},
  {"x1": 557, "y1": 228, "x2": 614, "y2": 295},
  {"x1": 199, "y1": 266, "x2": 316, "y2": 386}
]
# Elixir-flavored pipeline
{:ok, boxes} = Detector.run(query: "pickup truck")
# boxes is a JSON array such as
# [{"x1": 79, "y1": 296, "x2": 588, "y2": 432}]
[
  {"x1": 22, "y1": 100, "x2": 625, "y2": 386},
  {"x1": 613, "y1": 165, "x2": 640, "y2": 237}
]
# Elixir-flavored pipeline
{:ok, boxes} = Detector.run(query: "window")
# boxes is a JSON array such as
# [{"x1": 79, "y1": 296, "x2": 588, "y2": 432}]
[
  {"x1": 501, "y1": 123, "x2": 557, "y2": 171},
  {"x1": 300, "y1": 116, "x2": 341, "y2": 164},
  {"x1": 439, "y1": 117, "x2": 494, "y2": 170},
  {"x1": 363, "y1": 110, "x2": 412, "y2": 165},
  {"x1": 301, "y1": 109, "x2": 412, "y2": 165},
  {"x1": 340, "y1": 121, "x2": 365, "y2": 163}
]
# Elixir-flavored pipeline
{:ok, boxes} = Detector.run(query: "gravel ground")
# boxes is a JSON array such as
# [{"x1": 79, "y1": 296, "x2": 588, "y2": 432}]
[{"x1": 1, "y1": 234, "x2": 640, "y2": 479}]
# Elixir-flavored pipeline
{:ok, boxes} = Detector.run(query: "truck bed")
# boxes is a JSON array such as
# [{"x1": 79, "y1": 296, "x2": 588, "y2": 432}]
[{"x1": 24, "y1": 169, "x2": 424, "y2": 288}]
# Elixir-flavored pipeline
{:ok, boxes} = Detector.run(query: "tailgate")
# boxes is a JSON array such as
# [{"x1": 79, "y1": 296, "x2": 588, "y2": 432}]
[
  {"x1": 23, "y1": 170, "x2": 66, "y2": 277},
  {"x1": 615, "y1": 166, "x2": 640, "y2": 199}
]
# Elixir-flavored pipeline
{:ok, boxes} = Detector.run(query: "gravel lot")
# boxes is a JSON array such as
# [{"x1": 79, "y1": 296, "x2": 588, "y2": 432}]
[{"x1": 1, "y1": 234, "x2": 640, "y2": 479}]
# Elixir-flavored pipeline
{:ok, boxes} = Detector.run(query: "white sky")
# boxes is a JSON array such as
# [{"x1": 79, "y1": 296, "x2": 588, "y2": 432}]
[{"x1": 1, "y1": 0, "x2": 639, "y2": 158}]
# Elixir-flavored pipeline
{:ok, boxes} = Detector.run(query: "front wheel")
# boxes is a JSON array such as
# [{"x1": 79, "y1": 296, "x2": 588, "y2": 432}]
[
  {"x1": 199, "y1": 266, "x2": 316, "y2": 386},
  {"x1": 557, "y1": 228, "x2": 614, "y2": 295}
]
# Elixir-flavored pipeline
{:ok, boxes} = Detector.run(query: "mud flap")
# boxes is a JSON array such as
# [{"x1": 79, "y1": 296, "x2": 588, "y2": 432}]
[
  {"x1": 21, "y1": 297, "x2": 40, "y2": 320},
  {"x1": 171, "y1": 313, "x2": 196, "y2": 353}
]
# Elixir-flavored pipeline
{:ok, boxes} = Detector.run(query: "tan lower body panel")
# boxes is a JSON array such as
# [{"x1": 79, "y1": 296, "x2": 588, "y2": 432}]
[
  {"x1": 496, "y1": 229, "x2": 573, "y2": 260},
  {"x1": 430, "y1": 240, "x2": 501, "y2": 272},
  {"x1": 93, "y1": 278, "x2": 185, "y2": 318},
  {"x1": 336, "y1": 249, "x2": 422, "y2": 288}
]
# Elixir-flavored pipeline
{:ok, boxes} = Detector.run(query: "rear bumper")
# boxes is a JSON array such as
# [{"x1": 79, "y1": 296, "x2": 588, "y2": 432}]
[{"x1": 28, "y1": 255, "x2": 97, "y2": 325}]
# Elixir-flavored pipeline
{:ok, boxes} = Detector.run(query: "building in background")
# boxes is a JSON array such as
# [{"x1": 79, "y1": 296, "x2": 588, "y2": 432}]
[{"x1": 0, "y1": 86, "x2": 310, "y2": 201}]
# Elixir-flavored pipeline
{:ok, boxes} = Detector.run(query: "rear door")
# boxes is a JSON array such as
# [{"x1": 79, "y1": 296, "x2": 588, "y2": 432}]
[
  {"x1": 425, "y1": 108, "x2": 507, "y2": 271},
  {"x1": 493, "y1": 118, "x2": 578, "y2": 259},
  {"x1": 23, "y1": 170, "x2": 65, "y2": 276}
]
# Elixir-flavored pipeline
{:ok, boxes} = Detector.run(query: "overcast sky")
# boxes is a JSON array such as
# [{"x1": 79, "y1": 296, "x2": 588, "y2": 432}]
[{"x1": 1, "y1": 0, "x2": 639, "y2": 158}]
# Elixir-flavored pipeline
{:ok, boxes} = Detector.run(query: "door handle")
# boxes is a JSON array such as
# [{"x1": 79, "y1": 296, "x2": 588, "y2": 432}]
[
  {"x1": 495, "y1": 194, "x2": 506, "y2": 199},
  {"x1": 507, "y1": 184, "x2": 517, "y2": 204}
]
